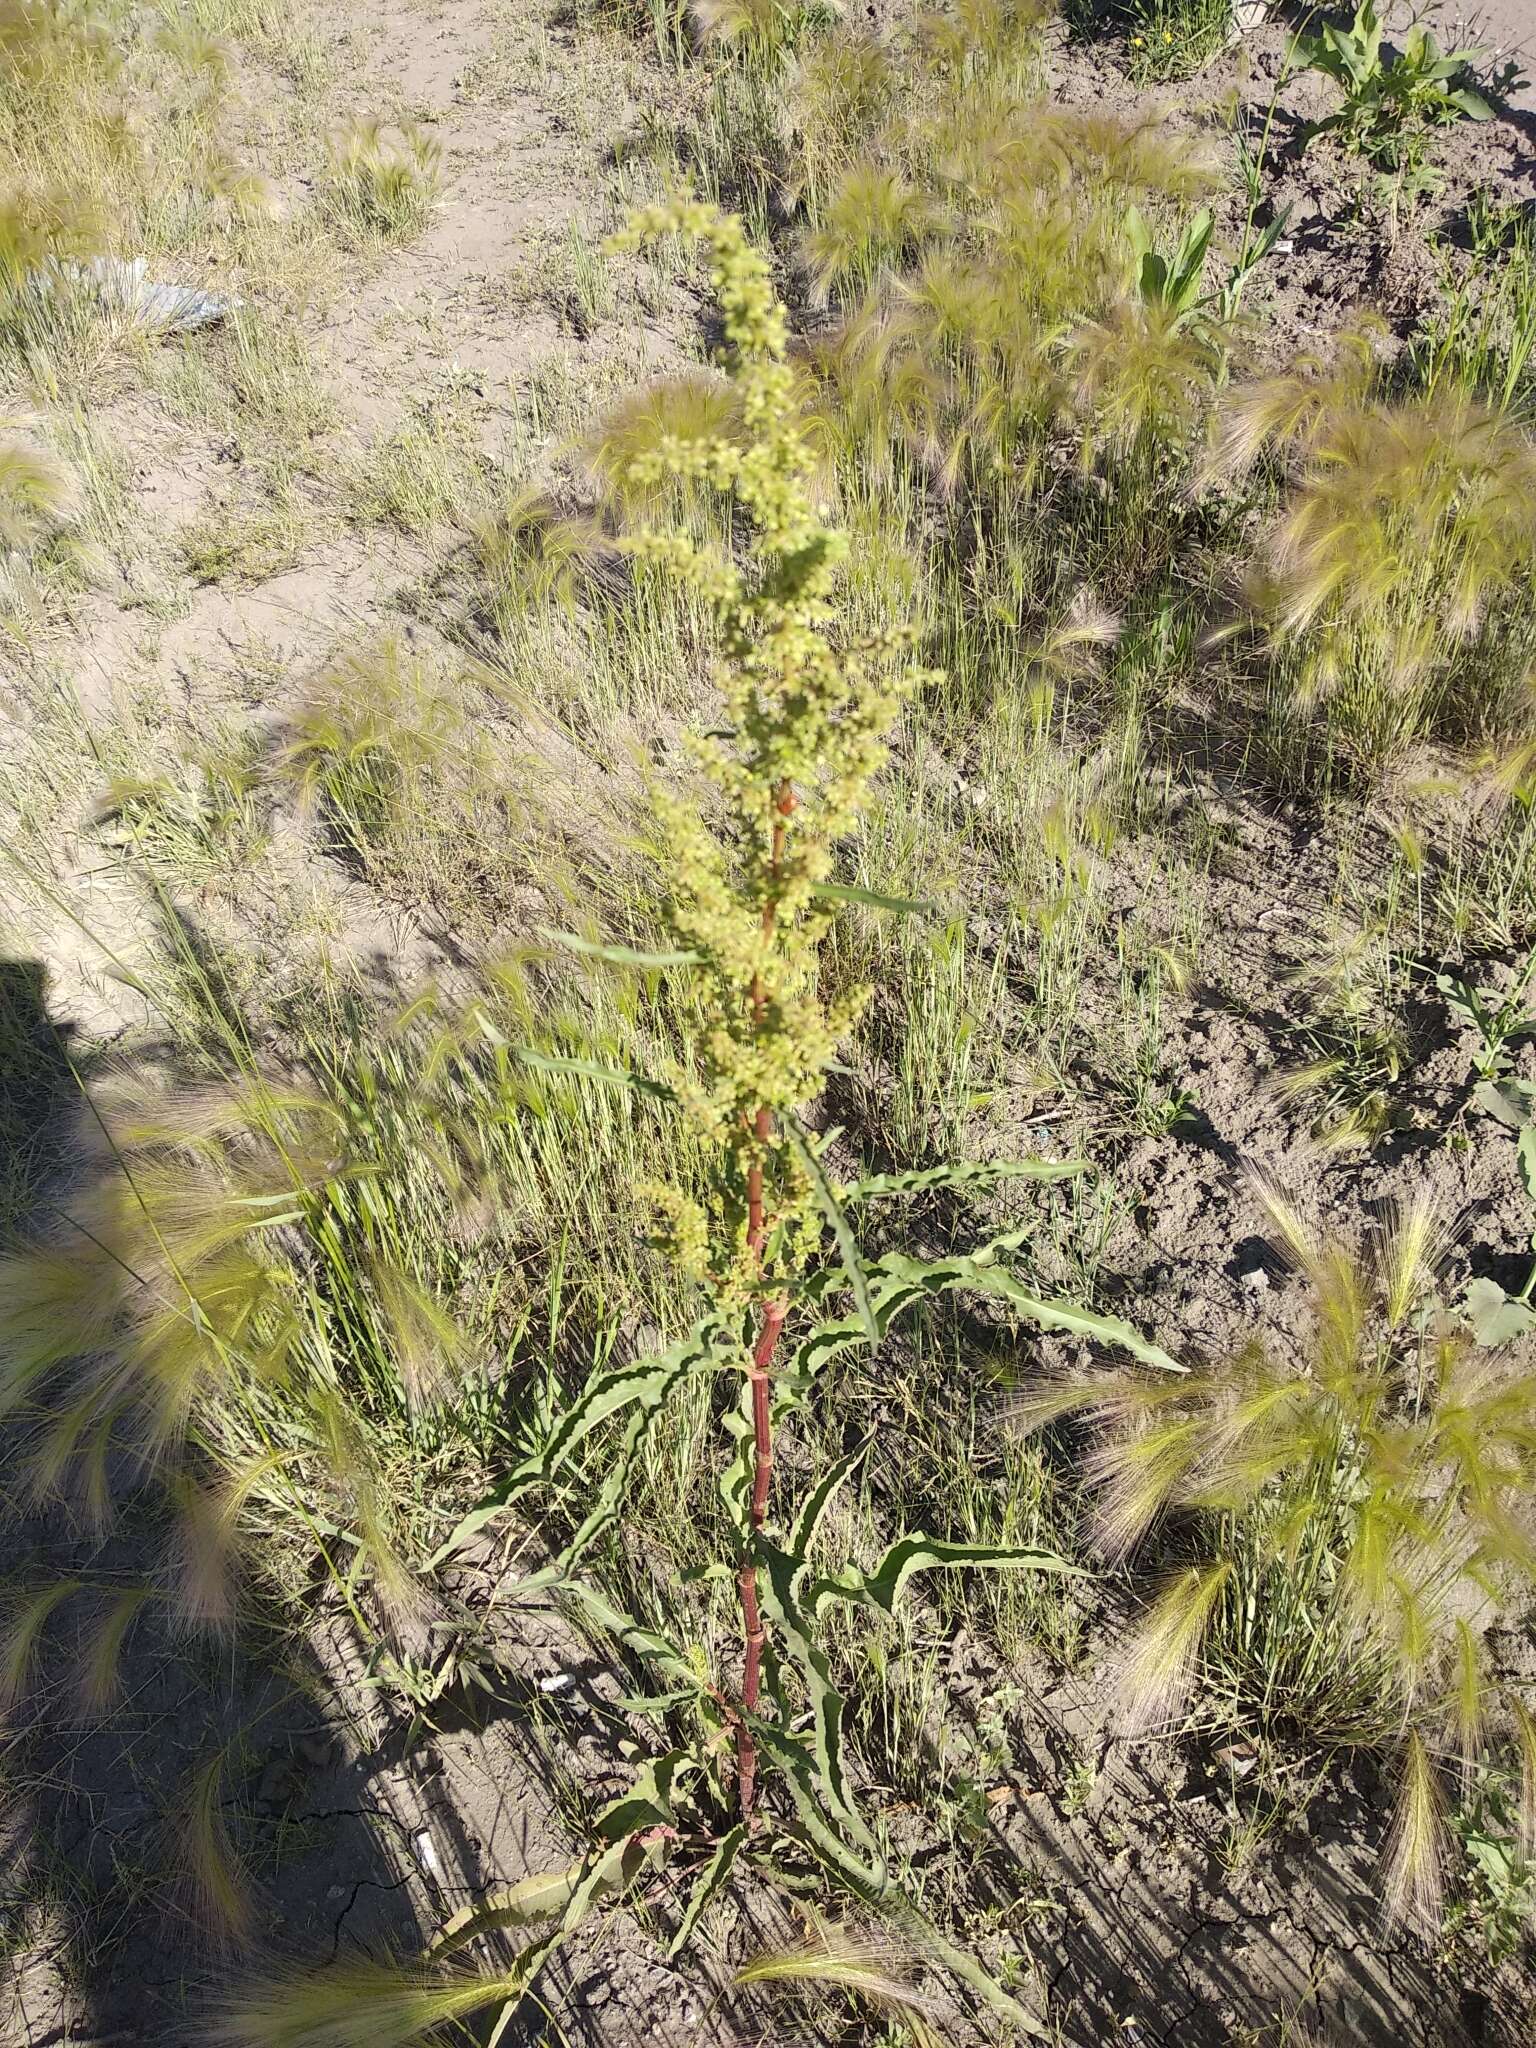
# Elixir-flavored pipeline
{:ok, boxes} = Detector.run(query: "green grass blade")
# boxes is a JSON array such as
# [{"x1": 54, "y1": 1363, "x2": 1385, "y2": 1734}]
[
  {"x1": 538, "y1": 928, "x2": 701, "y2": 968},
  {"x1": 812, "y1": 881, "x2": 935, "y2": 914}
]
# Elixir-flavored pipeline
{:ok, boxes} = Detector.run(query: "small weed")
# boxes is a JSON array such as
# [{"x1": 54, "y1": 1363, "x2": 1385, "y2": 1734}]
[
  {"x1": 346, "y1": 382, "x2": 492, "y2": 535},
  {"x1": 96, "y1": 737, "x2": 270, "y2": 883},
  {"x1": 1126, "y1": 0, "x2": 1233, "y2": 83},
  {"x1": 276, "y1": 638, "x2": 467, "y2": 867},
  {"x1": 1436, "y1": 940, "x2": 1536, "y2": 1081},
  {"x1": 0, "y1": 426, "x2": 88, "y2": 643},
  {"x1": 179, "y1": 481, "x2": 308, "y2": 586},
  {"x1": 1445, "y1": 1767, "x2": 1536, "y2": 1967},
  {"x1": 1298, "y1": 0, "x2": 1490, "y2": 209},
  {"x1": 1412, "y1": 204, "x2": 1536, "y2": 414},
  {"x1": 1274, "y1": 924, "x2": 1410, "y2": 1148}
]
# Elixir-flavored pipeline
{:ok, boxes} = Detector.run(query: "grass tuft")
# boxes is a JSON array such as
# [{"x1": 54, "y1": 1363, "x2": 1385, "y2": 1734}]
[{"x1": 323, "y1": 119, "x2": 441, "y2": 243}]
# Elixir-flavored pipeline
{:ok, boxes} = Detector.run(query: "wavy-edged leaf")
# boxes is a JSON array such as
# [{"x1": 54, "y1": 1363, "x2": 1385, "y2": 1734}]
[
  {"x1": 791, "y1": 1125, "x2": 877, "y2": 1344},
  {"x1": 558, "y1": 1579, "x2": 702, "y2": 1691},
  {"x1": 810, "y1": 1535, "x2": 1081, "y2": 1620},
  {"x1": 719, "y1": 1386, "x2": 756, "y2": 1541},
  {"x1": 592, "y1": 1748, "x2": 695, "y2": 1839},
  {"x1": 421, "y1": 1804, "x2": 679, "y2": 2037},
  {"x1": 668, "y1": 1823, "x2": 747, "y2": 1956},
  {"x1": 776, "y1": 1233, "x2": 1178, "y2": 1422},
  {"x1": 428, "y1": 1865, "x2": 577, "y2": 1958},
  {"x1": 787, "y1": 1437, "x2": 869, "y2": 1569},
  {"x1": 890, "y1": 1899, "x2": 1050, "y2": 2038},
  {"x1": 872, "y1": 1246, "x2": 1182, "y2": 1372},
  {"x1": 775, "y1": 1228, "x2": 1033, "y2": 1416},
  {"x1": 546, "y1": 1357, "x2": 720, "y2": 1581},
  {"x1": 540, "y1": 1320, "x2": 730, "y2": 1477},
  {"x1": 1518, "y1": 1125, "x2": 1536, "y2": 1214},
  {"x1": 752, "y1": 1713, "x2": 887, "y2": 1896},
  {"x1": 431, "y1": 1319, "x2": 729, "y2": 1562},
  {"x1": 842, "y1": 1157, "x2": 1084, "y2": 1202},
  {"x1": 757, "y1": 1543, "x2": 878, "y2": 1864},
  {"x1": 615, "y1": 1687, "x2": 696, "y2": 1716}
]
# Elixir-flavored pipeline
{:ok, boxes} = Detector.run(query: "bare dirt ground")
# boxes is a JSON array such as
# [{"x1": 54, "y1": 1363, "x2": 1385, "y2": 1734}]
[{"x1": 1456, "y1": 0, "x2": 1535, "y2": 104}]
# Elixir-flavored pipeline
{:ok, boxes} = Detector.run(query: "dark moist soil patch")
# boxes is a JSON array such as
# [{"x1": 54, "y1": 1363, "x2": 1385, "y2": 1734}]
[{"x1": 1048, "y1": 15, "x2": 1536, "y2": 367}]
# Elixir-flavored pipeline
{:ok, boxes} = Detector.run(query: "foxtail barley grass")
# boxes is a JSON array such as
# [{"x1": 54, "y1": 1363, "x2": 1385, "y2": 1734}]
[
  {"x1": 323, "y1": 119, "x2": 441, "y2": 243},
  {"x1": 732, "y1": 1920, "x2": 945, "y2": 2025},
  {"x1": 1014, "y1": 1174, "x2": 1536, "y2": 1925},
  {"x1": 1209, "y1": 334, "x2": 1536, "y2": 771},
  {"x1": 213, "y1": 1959, "x2": 539, "y2": 2048},
  {"x1": 181, "y1": 1745, "x2": 255, "y2": 1945}
]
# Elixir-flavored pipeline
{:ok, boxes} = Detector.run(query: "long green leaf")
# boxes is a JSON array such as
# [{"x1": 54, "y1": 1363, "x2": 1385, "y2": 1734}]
[
  {"x1": 421, "y1": 1780, "x2": 680, "y2": 2014},
  {"x1": 1475, "y1": 1076, "x2": 1536, "y2": 1127},
  {"x1": 872, "y1": 1246, "x2": 1183, "y2": 1372},
  {"x1": 431, "y1": 1319, "x2": 728, "y2": 1562},
  {"x1": 513, "y1": 1047, "x2": 676, "y2": 1101},
  {"x1": 791, "y1": 1125, "x2": 878, "y2": 1344},
  {"x1": 775, "y1": 1228, "x2": 1034, "y2": 1415},
  {"x1": 810, "y1": 1535, "x2": 1082, "y2": 1620},
  {"x1": 719, "y1": 1385, "x2": 756, "y2": 1541},
  {"x1": 556, "y1": 1580, "x2": 702, "y2": 1691},
  {"x1": 842, "y1": 1157, "x2": 1084, "y2": 1202},
  {"x1": 540, "y1": 1392, "x2": 675, "y2": 1582},
  {"x1": 1518, "y1": 1125, "x2": 1536, "y2": 1213},
  {"x1": 751, "y1": 1714, "x2": 887, "y2": 1895},
  {"x1": 427, "y1": 1866, "x2": 577, "y2": 1958},
  {"x1": 593, "y1": 1749, "x2": 695, "y2": 1840},
  {"x1": 891, "y1": 1901, "x2": 1050, "y2": 2038},
  {"x1": 757, "y1": 1541, "x2": 878, "y2": 1861},
  {"x1": 538, "y1": 1321, "x2": 729, "y2": 1476},
  {"x1": 539, "y1": 928, "x2": 701, "y2": 969},
  {"x1": 787, "y1": 1437, "x2": 869, "y2": 1571},
  {"x1": 668, "y1": 1824, "x2": 747, "y2": 1956},
  {"x1": 776, "y1": 1230, "x2": 1178, "y2": 1425},
  {"x1": 812, "y1": 881, "x2": 934, "y2": 915}
]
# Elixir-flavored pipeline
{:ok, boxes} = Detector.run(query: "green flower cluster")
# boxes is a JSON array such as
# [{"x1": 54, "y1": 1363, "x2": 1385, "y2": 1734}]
[{"x1": 609, "y1": 200, "x2": 928, "y2": 1299}]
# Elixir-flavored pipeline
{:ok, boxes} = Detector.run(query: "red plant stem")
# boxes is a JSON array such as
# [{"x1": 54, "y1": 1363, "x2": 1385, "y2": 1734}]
[{"x1": 734, "y1": 781, "x2": 795, "y2": 1823}]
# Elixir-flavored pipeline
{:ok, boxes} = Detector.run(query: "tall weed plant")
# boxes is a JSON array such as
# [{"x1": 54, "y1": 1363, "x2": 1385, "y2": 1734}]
[{"x1": 213, "y1": 199, "x2": 1181, "y2": 2044}]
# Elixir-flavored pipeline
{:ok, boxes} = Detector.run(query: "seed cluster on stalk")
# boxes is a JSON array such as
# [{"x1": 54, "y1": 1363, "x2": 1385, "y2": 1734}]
[{"x1": 611, "y1": 198, "x2": 929, "y2": 1308}]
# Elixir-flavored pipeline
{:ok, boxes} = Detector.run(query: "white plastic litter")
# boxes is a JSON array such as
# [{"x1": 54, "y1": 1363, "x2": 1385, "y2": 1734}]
[
  {"x1": 75, "y1": 256, "x2": 237, "y2": 334},
  {"x1": 28, "y1": 255, "x2": 238, "y2": 337}
]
